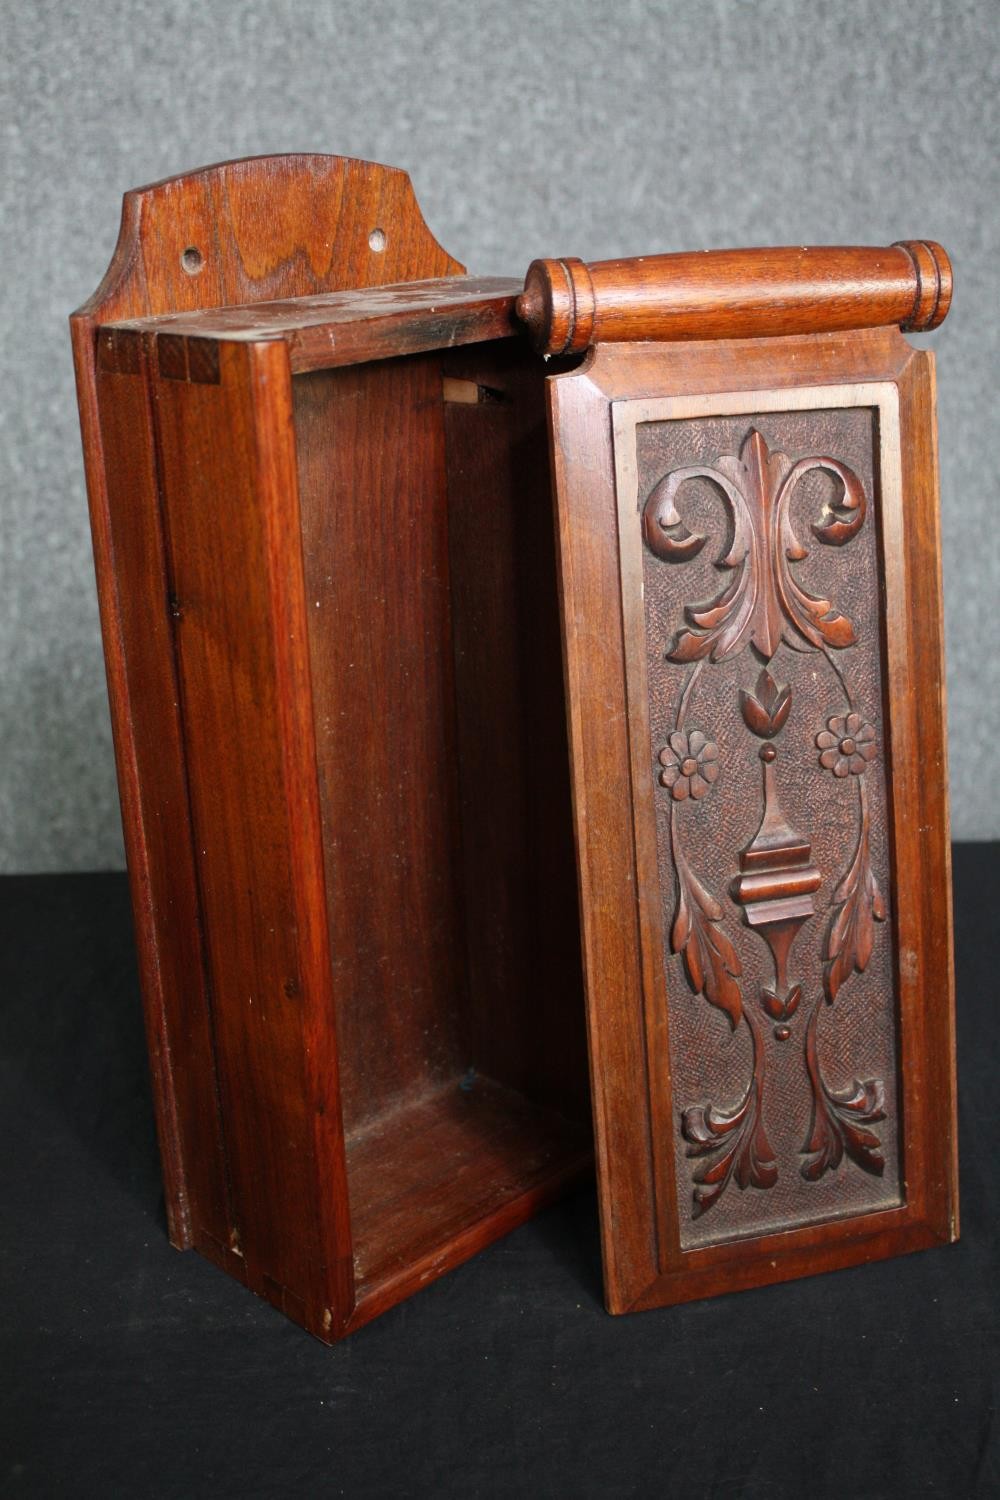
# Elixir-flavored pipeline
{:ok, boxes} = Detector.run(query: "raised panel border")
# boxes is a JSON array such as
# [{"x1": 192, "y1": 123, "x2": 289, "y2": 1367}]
[{"x1": 547, "y1": 327, "x2": 957, "y2": 1314}]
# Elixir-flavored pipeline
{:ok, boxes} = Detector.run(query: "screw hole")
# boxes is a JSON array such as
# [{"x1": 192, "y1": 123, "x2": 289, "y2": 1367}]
[
  {"x1": 181, "y1": 246, "x2": 204, "y2": 275},
  {"x1": 368, "y1": 227, "x2": 387, "y2": 254}
]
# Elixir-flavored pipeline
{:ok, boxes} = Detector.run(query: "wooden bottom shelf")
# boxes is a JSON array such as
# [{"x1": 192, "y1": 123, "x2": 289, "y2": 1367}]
[{"x1": 346, "y1": 1075, "x2": 592, "y2": 1326}]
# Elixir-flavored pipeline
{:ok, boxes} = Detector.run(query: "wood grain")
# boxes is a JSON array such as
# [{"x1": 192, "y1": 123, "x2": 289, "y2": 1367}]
[
  {"x1": 148, "y1": 338, "x2": 353, "y2": 1331},
  {"x1": 294, "y1": 352, "x2": 469, "y2": 1131},
  {"x1": 89, "y1": 343, "x2": 230, "y2": 1255},
  {"x1": 73, "y1": 158, "x2": 956, "y2": 1335},
  {"x1": 70, "y1": 154, "x2": 466, "y2": 1270},
  {"x1": 347, "y1": 1078, "x2": 590, "y2": 1300},
  {"x1": 78, "y1": 153, "x2": 464, "y2": 326},
  {"x1": 519, "y1": 243, "x2": 952, "y2": 354},
  {"x1": 72, "y1": 156, "x2": 594, "y2": 1343},
  {"x1": 106, "y1": 275, "x2": 521, "y2": 372},
  {"x1": 548, "y1": 328, "x2": 957, "y2": 1312},
  {"x1": 442, "y1": 340, "x2": 590, "y2": 1123}
]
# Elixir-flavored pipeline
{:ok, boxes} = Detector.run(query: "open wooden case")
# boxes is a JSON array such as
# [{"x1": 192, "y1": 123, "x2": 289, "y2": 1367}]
[{"x1": 72, "y1": 154, "x2": 957, "y2": 1342}]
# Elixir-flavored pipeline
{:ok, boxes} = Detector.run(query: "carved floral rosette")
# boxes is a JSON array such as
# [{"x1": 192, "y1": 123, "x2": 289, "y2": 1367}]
[{"x1": 640, "y1": 419, "x2": 898, "y2": 1238}]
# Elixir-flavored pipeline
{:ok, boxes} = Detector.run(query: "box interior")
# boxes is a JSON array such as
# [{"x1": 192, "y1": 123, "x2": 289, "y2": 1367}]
[{"x1": 293, "y1": 339, "x2": 592, "y2": 1299}]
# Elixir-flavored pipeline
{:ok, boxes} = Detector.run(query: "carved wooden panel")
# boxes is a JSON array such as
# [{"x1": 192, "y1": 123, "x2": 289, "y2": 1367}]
[
  {"x1": 629, "y1": 402, "x2": 899, "y2": 1247},
  {"x1": 548, "y1": 330, "x2": 957, "y2": 1314}
]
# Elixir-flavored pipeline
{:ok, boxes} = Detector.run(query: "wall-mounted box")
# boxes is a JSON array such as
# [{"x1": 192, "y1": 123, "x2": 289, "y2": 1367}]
[{"x1": 72, "y1": 154, "x2": 957, "y2": 1341}]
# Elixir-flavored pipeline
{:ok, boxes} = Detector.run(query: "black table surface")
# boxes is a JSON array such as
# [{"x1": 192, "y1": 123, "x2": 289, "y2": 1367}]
[{"x1": 2, "y1": 847, "x2": 997, "y2": 1499}]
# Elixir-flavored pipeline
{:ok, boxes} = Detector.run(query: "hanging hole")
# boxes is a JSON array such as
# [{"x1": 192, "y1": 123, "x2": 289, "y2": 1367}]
[
  {"x1": 368, "y1": 227, "x2": 387, "y2": 253},
  {"x1": 181, "y1": 246, "x2": 204, "y2": 275}
]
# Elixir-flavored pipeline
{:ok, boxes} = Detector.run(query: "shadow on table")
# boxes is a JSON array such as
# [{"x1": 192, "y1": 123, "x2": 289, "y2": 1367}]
[{"x1": 0, "y1": 871, "x2": 166, "y2": 1226}]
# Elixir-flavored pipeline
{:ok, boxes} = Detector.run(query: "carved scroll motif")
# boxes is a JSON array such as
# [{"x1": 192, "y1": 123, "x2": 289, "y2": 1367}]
[
  {"x1": 646, "y1": 427, "x2": 891, "y2": 1218},
  {"x1": 643, "y1": 428, "x2": 867, "y2": 663}
]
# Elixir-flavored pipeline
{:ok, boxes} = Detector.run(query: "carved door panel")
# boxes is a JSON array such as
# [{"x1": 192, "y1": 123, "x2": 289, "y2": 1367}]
[{"x1": 549, "y1": 330, "x2": 957, "y2": 1313}]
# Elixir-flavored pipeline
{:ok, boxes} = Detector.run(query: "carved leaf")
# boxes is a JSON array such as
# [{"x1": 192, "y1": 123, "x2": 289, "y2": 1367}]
[
  {"x1": 823, "y1": 786, "x2": 886, "y2": 1005},
  {"x1": 641, "y1": 469, "x2": 709, "y2": 562},
  {"x1": 672, "y1": 843, "x2": 743, "y2": 1028},
  {"x1": 801, "y1": 1084, "x2": 887, "y2": 1179},
  {"x1": 682, "y1": 1011, "x2": 777, "y2": 1215},
  {"x1": 760, "y1": 982, "x2": 801, "y2": 1021},
  {"x1": 806, "y1": 458, "x2": 868, "y2": 546},
  {"x1": 643, "y1": 457, "x2": 762, "y2": 663},
  {"x1": 774, "y1": 454, "x2": 867, "y2": 652},
  {"x1": 760, "y1": 987, "x2": 786, "y2": 1020},
  {"x1": 802, "y1": 1001, "x2": 886, "y2": 1179},
  {"x1": 739, "y1": 668, "x2": 792, "y2": 738},
  {"x1": 669, "y1": 567, "x2": 752, "y2": 663},
  {"x1": 773, "y1": 574, "x2": 857, "y2": 653}
]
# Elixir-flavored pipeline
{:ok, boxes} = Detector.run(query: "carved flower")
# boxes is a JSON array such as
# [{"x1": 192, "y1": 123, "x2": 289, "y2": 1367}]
[
  {"x1": 816, "y1": 712, "x2": 876, "y2": 777},
  {"x1": 658, "y1": 730, "x2": 720, "y2": 800}
]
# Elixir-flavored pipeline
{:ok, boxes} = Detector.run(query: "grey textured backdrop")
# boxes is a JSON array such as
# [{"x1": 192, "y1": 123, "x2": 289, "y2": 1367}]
[{"x1": 2, "y1": 0, "x2": 997, "y2": 870}]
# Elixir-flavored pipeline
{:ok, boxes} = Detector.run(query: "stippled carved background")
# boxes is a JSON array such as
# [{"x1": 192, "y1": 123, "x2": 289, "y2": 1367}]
[{"x1": 636, "y1": 406, "x2": 901, "y2": 1250}]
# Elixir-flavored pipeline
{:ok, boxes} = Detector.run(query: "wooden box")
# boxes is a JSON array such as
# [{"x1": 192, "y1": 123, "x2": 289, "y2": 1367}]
[{"x1": 72, "y1": 154, "x2": 957, "y2": 1341}]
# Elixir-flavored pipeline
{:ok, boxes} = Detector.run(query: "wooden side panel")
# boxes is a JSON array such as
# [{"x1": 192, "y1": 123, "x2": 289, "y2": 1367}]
[
  {"x1": 548, "y1": 369, "x2": 661, "y2": 1305},
  {"x1": 292, "y1": 355, "x2": 469, "y2": 1131},
  {"x1": 149, "y1": 338, "x2": 353, "y2": 1336},
  {"x1": 70, "y1": 157, "x2": 465, "y2": 1257},
  {"x1": 442, "y1": 343, "x2": 589, "y2": 1120},
  {"x1": 890, "y1": 349, "x2": 958, "y2": 1238},
  {"x1": 549, "y1": 330, "x2": 958, "y2": 1313},
  {"x1": 84, "y1": 328, "x2": 231, "y2": 1255}
]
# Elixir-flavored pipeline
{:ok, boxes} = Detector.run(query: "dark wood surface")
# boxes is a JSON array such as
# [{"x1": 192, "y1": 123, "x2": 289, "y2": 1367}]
[
  {"x1": 104, "y1": 275, "x2": 522, "y2": 372},
  {"x1": 70, "y1": 154, "x2": 468, "y2": 1263},
  {"x1": 84, "y1": 339, "x2": 227, "y2": 1255},
  {"x1": 294, "y1": 350, "x2": 469, "y2": 1134},
  {"x1": 347, "y1": 1079, "x2": 588, "y2": 1298},
  {"x1": 518, "y1": 242, "x2": 952, "y2": 353},
  {"x1": 76, "y1": 153, "x2": 465, "y2": 325},
  {"x1": 548, "y1": 327, "x2": 957, "y2": 1313},
  {"x1": 441, "y1": 340, "x2": 589, "y2": 1124},
  {"x1": 291, "y1": 337, "x2": 591, "y2": 1335},
  {"x1": 72, "y1": 151, "x2": 957, "y2": 1343},
  {"x1": 1, "y1": 859, "x2": 993, "y2": 1498},
  {"x1": 147, "y1": 336, "x2": 354, "y2": 1330},
  {"x1": 71, "y1": 155, "x2": 591, "y2": 1343}
]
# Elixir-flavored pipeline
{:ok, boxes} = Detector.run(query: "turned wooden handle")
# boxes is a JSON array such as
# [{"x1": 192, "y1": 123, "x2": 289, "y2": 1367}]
[{"x1": 516, "y1": 242, "x2": 952, "y2": 354}]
